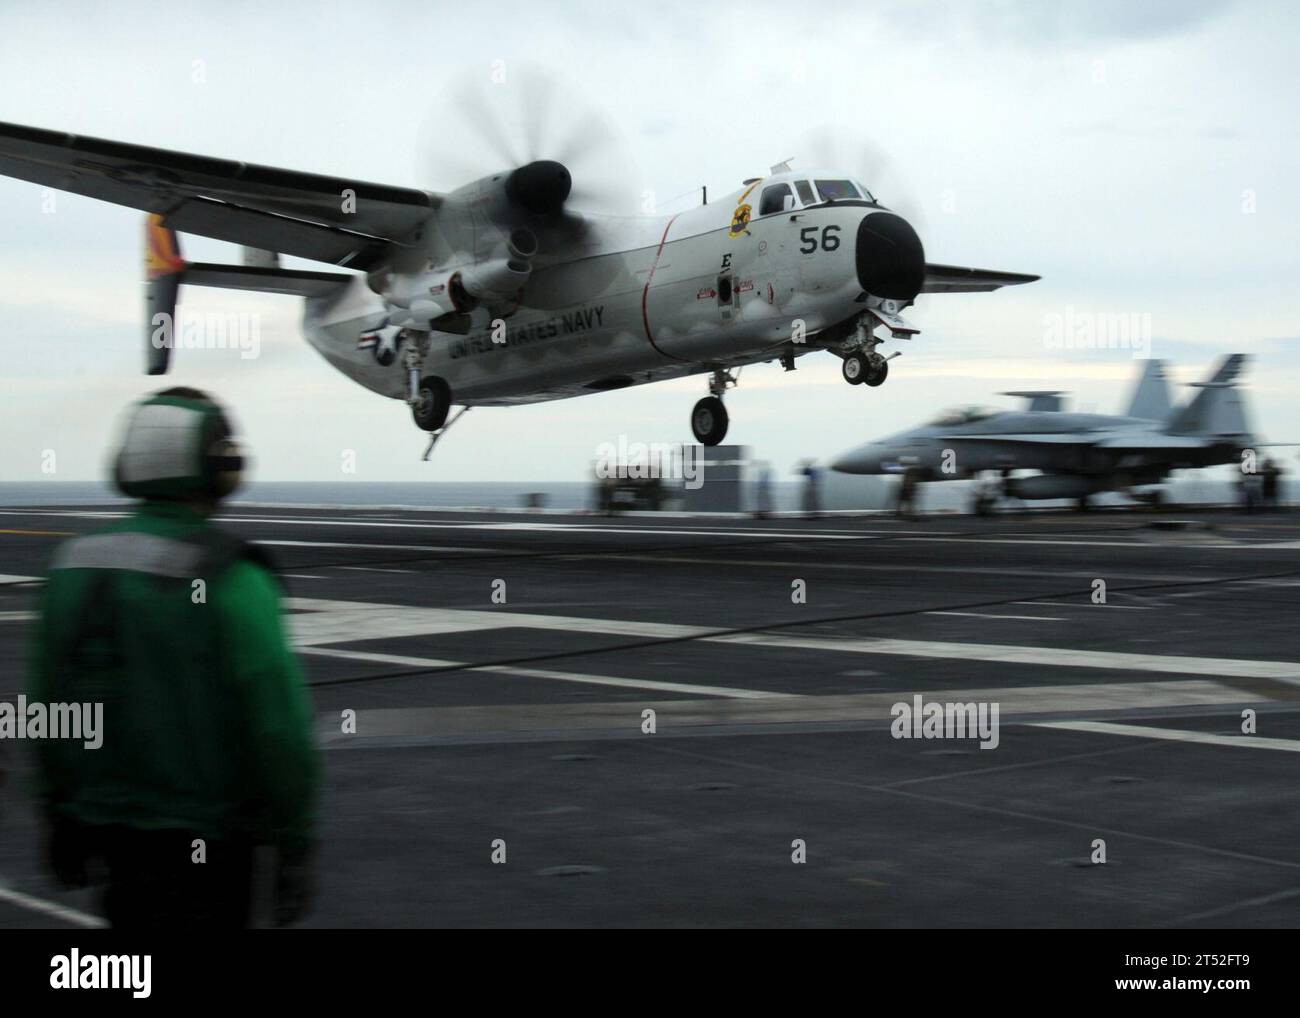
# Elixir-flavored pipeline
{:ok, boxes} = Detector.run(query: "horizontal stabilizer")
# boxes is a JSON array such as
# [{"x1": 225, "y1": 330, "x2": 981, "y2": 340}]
[
  {"x1": 182, "y1": 263, "x2": 351, "y2": 297},
  {"x1": 1194, "y1": 353, "x2": 1248, "y2": 388},
  {"x1": 141, "y1": 214, "x2": 351, "y2": 375},
  {"x1": 1167, "y1": 355, "x2": 1251, "y2": 437}
]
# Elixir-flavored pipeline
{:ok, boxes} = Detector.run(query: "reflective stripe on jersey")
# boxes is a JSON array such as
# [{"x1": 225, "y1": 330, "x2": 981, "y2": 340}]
[{"x1": 52, "y1": 532, "x2": 204, "y2": 578}]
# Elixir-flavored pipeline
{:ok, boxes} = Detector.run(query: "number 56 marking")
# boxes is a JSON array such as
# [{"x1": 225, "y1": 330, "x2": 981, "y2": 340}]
[{"x1": 799, "y1": 224, "x2": 841, "y2": 253}]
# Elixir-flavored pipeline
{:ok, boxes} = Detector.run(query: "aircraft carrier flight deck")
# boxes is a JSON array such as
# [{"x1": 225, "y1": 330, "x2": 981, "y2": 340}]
[{"x1": 3, "y1": 503, "x2": 1299, "y2": 928}]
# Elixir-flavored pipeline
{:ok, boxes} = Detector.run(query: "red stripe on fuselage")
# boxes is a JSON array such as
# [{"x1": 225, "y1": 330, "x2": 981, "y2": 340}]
[{"x1": 641, "y1": 213, "x2": 683, "y2": 359}]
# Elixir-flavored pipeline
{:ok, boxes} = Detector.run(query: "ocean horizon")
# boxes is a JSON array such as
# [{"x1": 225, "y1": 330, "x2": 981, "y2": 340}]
[{"x1": 0, "y1": 475, "x2": 1265, "y2": 514}]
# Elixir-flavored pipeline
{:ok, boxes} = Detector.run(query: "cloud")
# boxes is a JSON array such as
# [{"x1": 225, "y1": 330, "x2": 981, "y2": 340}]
[{"x1": 879, "y1": 0, "x2": 1238, "y2": 47}]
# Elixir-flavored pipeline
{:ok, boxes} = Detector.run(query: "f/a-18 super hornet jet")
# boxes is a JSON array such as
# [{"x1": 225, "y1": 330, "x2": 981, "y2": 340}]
[
  {"x1": 0, "y1": 108, "x2": 1037, "y2": 453},
  {"x1": 831, "y1": 355, "x2": 1261, "y2": 509}
]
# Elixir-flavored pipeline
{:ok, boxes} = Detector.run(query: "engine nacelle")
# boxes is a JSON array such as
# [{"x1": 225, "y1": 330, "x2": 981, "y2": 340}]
[
  {"x1": 445, "y1": 161, "x2": 571, "y2": 217},
  {"x1": 382, "y1": 267, "x2": 469, "y2": 328},
  {"x1": 382, "y1": 228, "x2": 536, "y2": 327},
  {"x1": 460, "y1": 256, "x2": 530, "y2": 304}
]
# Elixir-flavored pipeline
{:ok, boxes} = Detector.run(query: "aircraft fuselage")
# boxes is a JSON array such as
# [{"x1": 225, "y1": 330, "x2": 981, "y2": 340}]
[{"x1": 305, "y1": 179, "x2": 881, "y2": 406}]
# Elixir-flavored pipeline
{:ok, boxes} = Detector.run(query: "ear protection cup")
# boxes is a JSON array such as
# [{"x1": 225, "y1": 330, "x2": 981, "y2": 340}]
[{"x1": 205, "y1": 436, "x2": 246, "y2": 499}]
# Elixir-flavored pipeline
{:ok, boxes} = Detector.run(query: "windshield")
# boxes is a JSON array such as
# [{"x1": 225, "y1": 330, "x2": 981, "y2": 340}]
[{"x1": 814, "y1": 179, "x2": 861, "y2": 202}]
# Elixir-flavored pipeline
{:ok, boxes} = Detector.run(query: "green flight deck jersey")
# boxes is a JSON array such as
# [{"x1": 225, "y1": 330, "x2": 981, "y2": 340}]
[{"x1": 28, "y1": 502, "x2": 319, "y2": 851}]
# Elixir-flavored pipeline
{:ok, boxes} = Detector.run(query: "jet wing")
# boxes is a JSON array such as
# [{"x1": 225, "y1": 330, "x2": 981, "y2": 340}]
[
  {"x1": 937, "y1": 433, "x2": 1089, "y2": 444},
  {"x1": 0, "y1": 120, "x2": 436, "y2": 269},
  {"x1": 1094, "y1": 435, "x2": 1214, "y2": 450},
  {"x1": 921, "y1": 264, "x2": 1040, "y2": 294},
  {"x1": 940, "y1": 432, "x2": 1216, "y2": 454}
]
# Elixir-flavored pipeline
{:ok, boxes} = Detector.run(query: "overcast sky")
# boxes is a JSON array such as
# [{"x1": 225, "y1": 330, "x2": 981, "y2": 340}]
[{"x1": 2, "y1": 0, "x2": 1298, "y2": 483}]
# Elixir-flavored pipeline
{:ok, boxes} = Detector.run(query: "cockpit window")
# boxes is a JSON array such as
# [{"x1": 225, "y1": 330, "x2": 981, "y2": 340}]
[
  {"x1": 814, "y1": 179, "x2": 860, "y2": 202},
  {"x1": 854, "y1": 181, "x2": 877, "y2": 203},
  {"x1": 758, "y1": 183, "x2": 794, "y2": 216},
  {"x1": 928, "y1": 406, "x2": 1001, "y2": 427},
  {"x1": 794, "y1": 179, "x2": 816, "y2": 205}
]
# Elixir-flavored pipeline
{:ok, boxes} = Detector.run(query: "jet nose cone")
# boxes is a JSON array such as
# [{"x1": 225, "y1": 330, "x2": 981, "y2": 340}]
[
  {"x1": 831, "y1": 444, "x2": 885, "y2": 474},
  {"x1": 856, "y1": 212, "x2": 926, "y2": 302}
]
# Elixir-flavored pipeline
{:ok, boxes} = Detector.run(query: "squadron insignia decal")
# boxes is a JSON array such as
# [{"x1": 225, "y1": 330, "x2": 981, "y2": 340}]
[
  {"x1": 728, "y1": 202, "x2": 752, "y2": 238},
  {"x1": 728, "y1": 179, "x2": 762, "y2": 238}
]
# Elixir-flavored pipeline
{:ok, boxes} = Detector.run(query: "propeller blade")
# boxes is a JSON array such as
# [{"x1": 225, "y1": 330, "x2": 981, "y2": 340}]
[{"x1": 419, "y1": 61, "x2": 643, "y2": 217}]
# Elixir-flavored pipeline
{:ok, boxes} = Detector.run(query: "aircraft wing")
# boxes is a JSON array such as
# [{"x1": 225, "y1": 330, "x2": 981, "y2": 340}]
[
  {"x1": 939, "y1": 432, "x2": 1218, "y2": 454},
  {"x1": 921, "y1": 264, "x2": 1041, "y2": 294},
  {"x1": 0, "y1": 120, "x2": 436, "y2": 269},
  {"x1": 1093, "y1": 435, "x2": 1216, "y2": 451},
  {"x1": 936, "y1": 433, "x2": 1089, "y2": 444}
]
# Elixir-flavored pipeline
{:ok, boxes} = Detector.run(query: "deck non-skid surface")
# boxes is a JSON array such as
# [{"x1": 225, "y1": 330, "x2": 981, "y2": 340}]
[{"x1": 2, "y1": 504, "x2": 1298, "y2": 926}]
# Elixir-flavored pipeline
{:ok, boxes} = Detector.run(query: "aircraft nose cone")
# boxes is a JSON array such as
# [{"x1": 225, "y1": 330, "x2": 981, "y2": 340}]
[
  {"x1": 831, "y1": 444, "x2": 885, "y2": 474},
  {"x1": 856, "y1": 212, "x2": 926, "y2": 302}
]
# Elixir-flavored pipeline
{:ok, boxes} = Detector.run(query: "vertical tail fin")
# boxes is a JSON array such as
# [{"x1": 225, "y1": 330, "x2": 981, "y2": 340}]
[
  {"x1": 1124, "y1": 358, "x2": 1171, "y2": 420},
  {"x1": 144, "y1": 214, "x2": 185, "y2": 375},
  {"x1": 1166, "y1": 354, "x2": 1251, "y2": 437}
]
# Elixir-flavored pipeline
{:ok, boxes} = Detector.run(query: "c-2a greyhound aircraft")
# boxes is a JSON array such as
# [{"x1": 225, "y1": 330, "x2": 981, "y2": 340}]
[{"x1": 0, "y1": 120, "x2": 1038, "y2": 450}]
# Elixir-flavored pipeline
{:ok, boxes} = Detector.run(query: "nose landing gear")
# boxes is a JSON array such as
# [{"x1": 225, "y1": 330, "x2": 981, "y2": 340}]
[
  {"x1": 841, "y1": 350, "x2": 890, "y2": 386},
  {"x1": 840, "y1": 313, "x2": 900, "y2": 387}
]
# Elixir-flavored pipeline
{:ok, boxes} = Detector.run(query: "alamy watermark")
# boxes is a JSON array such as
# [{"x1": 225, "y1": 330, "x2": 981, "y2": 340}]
[
  {"x1": 0, "y1": 696, "x2": 102, "y2": 749},
  {"x1": 595, "y1": 437, "x2": 704, "y2": 490},
  {"x1": 891, "y1": 695, "x2": 1000, "y2": 750},
  {"x1": 1043, "y1": 305, "x2": 1152, "y2": 359},
  {"x1": 50, "y1": 950, "x2": 150, "y2": 998},
  {"x1": 150, "y1": 311, "x2": 261, "y2": 360}
]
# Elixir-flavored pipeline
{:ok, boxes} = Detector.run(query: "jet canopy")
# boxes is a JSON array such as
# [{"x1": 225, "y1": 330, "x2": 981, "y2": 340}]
[{"x1": 927, "y1": 406, "x2": 1002, "y2": 427}]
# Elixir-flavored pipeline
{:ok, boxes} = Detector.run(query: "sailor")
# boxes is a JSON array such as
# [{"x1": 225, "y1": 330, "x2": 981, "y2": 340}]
[{"x1": 28, "y1": 388, "x2": 319, "y2": 928}]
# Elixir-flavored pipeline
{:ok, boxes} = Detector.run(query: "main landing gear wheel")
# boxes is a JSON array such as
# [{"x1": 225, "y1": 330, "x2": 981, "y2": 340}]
[
  {"x1": 412, "y1": 376, "x2": 451, "y2": 432},
  {"x1": 842, "y1": 352, "x2": 869, "y2": 385},
  {"x1": 865, "y1": 357, "x2": 889, "y2": 387},
  {"x1": 691, "y1": 396, "x2": 729, "y2": 446}
]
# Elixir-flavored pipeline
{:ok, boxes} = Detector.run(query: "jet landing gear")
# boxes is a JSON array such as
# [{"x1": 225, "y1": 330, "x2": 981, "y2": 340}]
[{"x1": 691, "y1": 368, "x2": 736, "y2": 446}]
